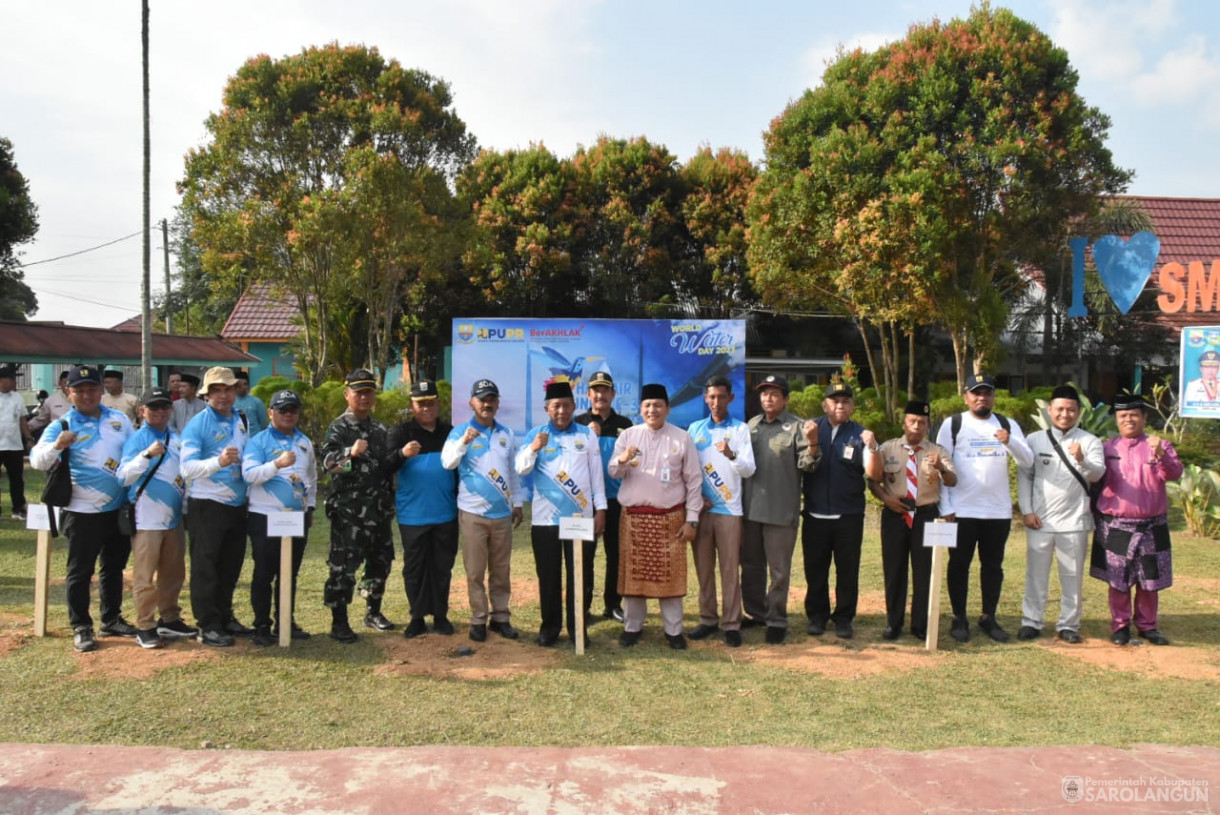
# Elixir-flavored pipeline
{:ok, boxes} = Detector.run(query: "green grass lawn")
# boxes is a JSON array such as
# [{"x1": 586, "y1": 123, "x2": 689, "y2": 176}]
[{"x1": 1, "y1": 466, "x2": 1218, "y2": 751}]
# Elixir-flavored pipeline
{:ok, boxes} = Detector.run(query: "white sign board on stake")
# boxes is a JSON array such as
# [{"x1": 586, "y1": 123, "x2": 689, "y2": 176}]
[
  {"x1": 924, "y1": 521, "x2": 957, "y2": 651},
  {"x1": 558, "y1": 516, "x2": 595, "y2": 655}
]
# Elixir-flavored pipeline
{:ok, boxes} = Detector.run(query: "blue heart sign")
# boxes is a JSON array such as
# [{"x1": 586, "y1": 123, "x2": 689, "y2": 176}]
[{"x1": 1091, "y1": 231, "x2": 1161, "y2": 315}]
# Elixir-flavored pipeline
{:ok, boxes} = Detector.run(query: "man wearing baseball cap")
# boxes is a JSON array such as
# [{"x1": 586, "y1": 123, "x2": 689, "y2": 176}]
[
  {"x1": 935, "y1": 373, "x2": 1034, "y2": 644},
  {"x1": 180, "y1": 366, "x2": 253, "y2": 646},
  {"x1": 31, "y1": 364, "x2": 136, "y2": 652},
  {"x1": 442, "y1": 378, "x2": 524, "y2": 642},
  {"x1": 574, "y1": 370, "x2": 634, "y2": 622},
  {"x1": 242, "y1": 389, "x2": 317, "y2": 645},
  {"x1": 320, "y1": 369, "x2": 399, "y2": 643},
  {"x1": 741, "y1": 375, "x2": 820, "y2": 644},
  {"x1": 117, "y1": 388, "x2": 195, "y2": 648},
  {"x1": 388, "y1": 379, "x2": 460, "y2": 638}
]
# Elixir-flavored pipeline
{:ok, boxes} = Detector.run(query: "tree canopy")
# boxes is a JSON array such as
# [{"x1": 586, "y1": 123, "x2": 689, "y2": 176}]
[
  {"x1": 0, "y1": 137, "x2": 39, "y2": 320},
  {"x1": 748, "y1": 4, "x2": 1131, "y2": 398},
  {"x1": 178, "y1": 43, "x2": 476, "y2": 384}
]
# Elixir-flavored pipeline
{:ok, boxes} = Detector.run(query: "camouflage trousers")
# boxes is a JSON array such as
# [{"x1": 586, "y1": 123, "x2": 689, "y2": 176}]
[{"x1": 323, "y1": 512, "x2": 394, "y2": 608}]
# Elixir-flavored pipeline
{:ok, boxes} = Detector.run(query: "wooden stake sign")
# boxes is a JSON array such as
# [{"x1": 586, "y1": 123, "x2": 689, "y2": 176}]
[
  {"x1": 923, "y1": 520, "x2": 958, "y2": 652},
  {"x1": 559, "y1": 516, "x2": 595, "y2": 655}
]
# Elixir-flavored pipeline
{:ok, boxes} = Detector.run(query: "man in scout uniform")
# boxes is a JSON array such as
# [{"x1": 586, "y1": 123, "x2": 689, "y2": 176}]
[
  {"x1": 741, "y1": 375, "x2": 820, "y2": 644},
  {"x1": 388, "y1": 379, "x2": 459, "y2": 638},
  {"x1": 574, "y1": 370, "x2": 634, "y2": 622},
  {"x1": 321, "y1": 369, "x2": 399, "y2": 643},
  {"x1": 101, "y1": 368, "x2": 140, "y2": 426},
  {"x1": 686, "y1": 375, "x2": 756, "y2": 648},
  {"x1": 1017, "y1": 385, "x2": 1105, "y2": 644},
  {"x1": 516, "y1": 380, "x2": 606, "y2": 647},
  {"x1": 441, "y1": 378, "x2": 524, "y2": 643},
  {"x1": 1090, "y1": 393, "x2": 1183, "y2": 646},
  {"x1": 608, "y1": 383, "x2": 703, "y2": 650},
  {"x1": 869, "y1": 400, "x2": 956, "y2": 640}
]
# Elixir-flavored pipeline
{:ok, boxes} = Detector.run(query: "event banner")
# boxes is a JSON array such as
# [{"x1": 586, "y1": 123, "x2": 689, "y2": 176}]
[
  {"x1": 451, "y1": 319, "x2": 747, "y2": 434},
  {"x1": 1179, "y1": 326, "x2": 1220, "y2": 418}
]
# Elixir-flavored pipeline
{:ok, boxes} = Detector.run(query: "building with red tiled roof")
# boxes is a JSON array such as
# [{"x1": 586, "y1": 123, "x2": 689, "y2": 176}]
[{"x1": 220, "y1": 282, "x2": 303, "y2": 381}]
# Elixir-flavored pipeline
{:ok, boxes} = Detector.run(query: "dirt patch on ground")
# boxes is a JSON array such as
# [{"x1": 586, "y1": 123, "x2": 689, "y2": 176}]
[
  {"x1": 373, "y1": 630, "x2": 562, "y2": 680},
  {"x1": 68, "y1": 637, "x2": 221, "y2": 681},
  {"x1": 1177, "y1": 576, "x2": 1220, "y2": 607},
  {"x1": 1040, "y1": 636, "x2": 1220, "y2": 682},
  {"x1": 735, "y1": 638, "x2": 945, "y2": 678}
]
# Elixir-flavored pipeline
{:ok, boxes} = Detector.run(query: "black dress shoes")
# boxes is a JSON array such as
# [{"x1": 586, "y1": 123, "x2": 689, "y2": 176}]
[
  {"x1": 619, "y1": 629, "x2": 642, "y2": 647},
  {"x1": 1138, "y1": 629, "x2": 1170, "y2": 646},
  {"x1": 469, "y1": 624, "x2": 487, "y2": 642},
  {"x1": 834, "y1": 620, "x2": 854, "y2": 640},
  {"x1": 765, "y1": 626, "x2": 786, "y2": 644},
  {"x1": 666, "y1": 633, "x2": 687, "y2": 650},
  {"x1": 1110, "y1": 626, "x2": 1131, "y2": 645},
  {"x1": 688, "y1": 624, "x2": 719, "y2": 640},
  {"x1": 882, "y1": 626, "x2": 900, "y2": 641},
  {"x1": 806, "y1": 618, "x2": 826, "y2": 636},
  {"x1": 1017, "y1": 625, "x2": 1040, "y2": 641},
  {"x1": 535, "y1": 632, "x2": 558, "y2": 647},
  {"x1": 950, "y1": 618, "x2": 970, "y2": 643},
  {"x1": 489, "y1": 621, "x2": 519, "y2": 640},
  {"x1": 402, "y1": 618, "x2": 427, "y2": 639},
  {"x1": 1058, "y1": 629, "x2": 1082, "y2": 644},
  {"x1": 724, "y1": 630, "x2": 742, "y2": 648},
  {"x1": 979, "y1": 616, "x2": 1010, "y2": 643}
]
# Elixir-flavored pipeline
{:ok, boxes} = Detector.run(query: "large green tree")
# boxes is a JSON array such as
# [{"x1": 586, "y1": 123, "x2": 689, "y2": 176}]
[
  {"x1": 0, "y1": 137, "x2": 39, "y2": 320},
  {"x1": 179, "y1": 43, "x2": 476, "y2": 384},
  {"x1": 678, "y1": 146, "x2": 758, "y2": 316},
  {"x1": 749, "y1": 4, "x2": 1131, "y2": 396}
]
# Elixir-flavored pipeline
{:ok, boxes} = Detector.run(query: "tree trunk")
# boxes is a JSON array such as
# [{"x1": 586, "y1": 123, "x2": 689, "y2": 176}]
[
  {"x1": 854, "y1": 319, "x2": 882, "y2": 406},
  {"x1": 951, "y1": 327, "x2": 969, "y2": 395},
  {"x1": 907, "y1": 329, "x2": 916, "y2": 399}
]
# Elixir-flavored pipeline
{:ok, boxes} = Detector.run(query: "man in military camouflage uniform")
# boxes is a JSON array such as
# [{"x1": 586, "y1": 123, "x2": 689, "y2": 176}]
[{"x1": 321, "y1": 369, "x2": 399, "y2": 643}]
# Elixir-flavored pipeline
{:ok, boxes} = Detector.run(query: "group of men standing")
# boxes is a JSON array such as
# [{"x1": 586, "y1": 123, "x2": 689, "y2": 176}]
[{"x1": 13, "y1": 358, "x2": 1187, "y2": 654}]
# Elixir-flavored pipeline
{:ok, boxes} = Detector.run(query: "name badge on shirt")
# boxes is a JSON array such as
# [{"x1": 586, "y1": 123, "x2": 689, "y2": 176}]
[
  {"x1": 842, "y1": 445, "x2": 856, "y2": 460},
  {"x1": 660, "y1": 465, "x2": 672, "y2": 483}
]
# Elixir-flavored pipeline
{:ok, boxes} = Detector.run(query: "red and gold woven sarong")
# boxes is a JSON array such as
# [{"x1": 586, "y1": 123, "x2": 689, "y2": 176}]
[{"x1": 618, "y1": 504, "x2": 687, "y2": 598}]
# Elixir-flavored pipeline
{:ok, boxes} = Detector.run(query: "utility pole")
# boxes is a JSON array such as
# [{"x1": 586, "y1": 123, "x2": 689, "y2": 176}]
[
  {"x1": 140, "y1": 0, "x2": 152, "y2": 388},
  {"x1": 162, "y1": 218, "x2": 172, "y2": 333}
]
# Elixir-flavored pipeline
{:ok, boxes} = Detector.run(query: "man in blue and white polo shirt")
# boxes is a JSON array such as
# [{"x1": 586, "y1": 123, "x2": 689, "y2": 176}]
[
  {"x1": 117, "y1": 387, "x2": 194, "y2": 649},
  {"x1": 180, "y1": 366, "x2": 251, "y2": 647},
  {"x1": 31, "y1": 364, "x2": 135, "y2": 652},
  {"x1": 516, "y1": 380, "x2": 606, "y2": 648},
  {"x1": 242, "y1": 389, "x2": 316, "y2": 646},
  {"x1": 687, "y1": 375, "x2": 756, "y2": 648},
  {"x1": 441, "y1": 378, "x2": 523, "y2": 643}
]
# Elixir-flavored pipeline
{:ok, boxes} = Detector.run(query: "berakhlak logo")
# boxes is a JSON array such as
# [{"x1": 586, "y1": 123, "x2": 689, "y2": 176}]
[
  {"x1": 1067, "y1": 232, "x2": 1161, "y2": 317},
  {"x1": 1061, "y1": 776, "x2": 1084, "y2": 804}
]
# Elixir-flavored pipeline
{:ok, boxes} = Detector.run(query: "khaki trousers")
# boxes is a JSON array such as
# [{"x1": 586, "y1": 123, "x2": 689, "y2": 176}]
[
  {"x1": 458, "y1": 510, "x2": 514, "y2": 625},
  {"x1": 692, "y1": 511, "x2": 743, "y2": 630},
  {"x1": 130, "y1": 526, "x2": 187, "y2": 630}
]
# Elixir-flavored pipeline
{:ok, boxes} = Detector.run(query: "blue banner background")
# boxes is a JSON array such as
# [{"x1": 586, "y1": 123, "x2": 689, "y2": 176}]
[{"x1": 452, "y1": 319, "x2": 747, "y2": 434}]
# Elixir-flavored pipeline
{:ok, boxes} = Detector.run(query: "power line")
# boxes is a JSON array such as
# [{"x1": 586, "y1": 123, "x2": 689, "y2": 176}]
[
  {"x1": 18, "y1": 231, "x2": 143, "y2": 268},
  {"x1": 27, "y1": 285, "x2": 137, "y2": 312}
]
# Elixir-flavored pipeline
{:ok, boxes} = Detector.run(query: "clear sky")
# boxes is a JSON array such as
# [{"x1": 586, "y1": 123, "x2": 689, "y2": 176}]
[{"x1": 3, "y1": 0, "x2": 1218, "y2": 329}]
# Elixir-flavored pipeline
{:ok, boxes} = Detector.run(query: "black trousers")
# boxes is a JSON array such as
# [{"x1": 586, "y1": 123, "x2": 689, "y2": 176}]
[
  {"x1": 802, "y1": 513, "x2": 865, "y2": 624},
  {"x1": 532, "y1": 524, "x2": 596, "y2": 639},
  {"x1": 0, "y1": 449, "x2": 26, "y2": 514},
  {"x1": 880, "y1": 506, "x2": 938, "y2": 632},
  {"x1": 188, "y1": 498, "x2": 248, "y2": 631},
  {"x1": 399, "y1": 520, "x2": 459, "y2": 620},
  {"x1": 601, "y1": 498, "x2": 622, "y2": 613},
  {"x1": 248, "y1": 512, "x2": 308, "y2": 629},
  {"x1": 61, "y1": 509, "x2": 130, "y2": 630},
  {"x1": 947, "y1": 517, "x2": 1011, "y2": 619}
]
